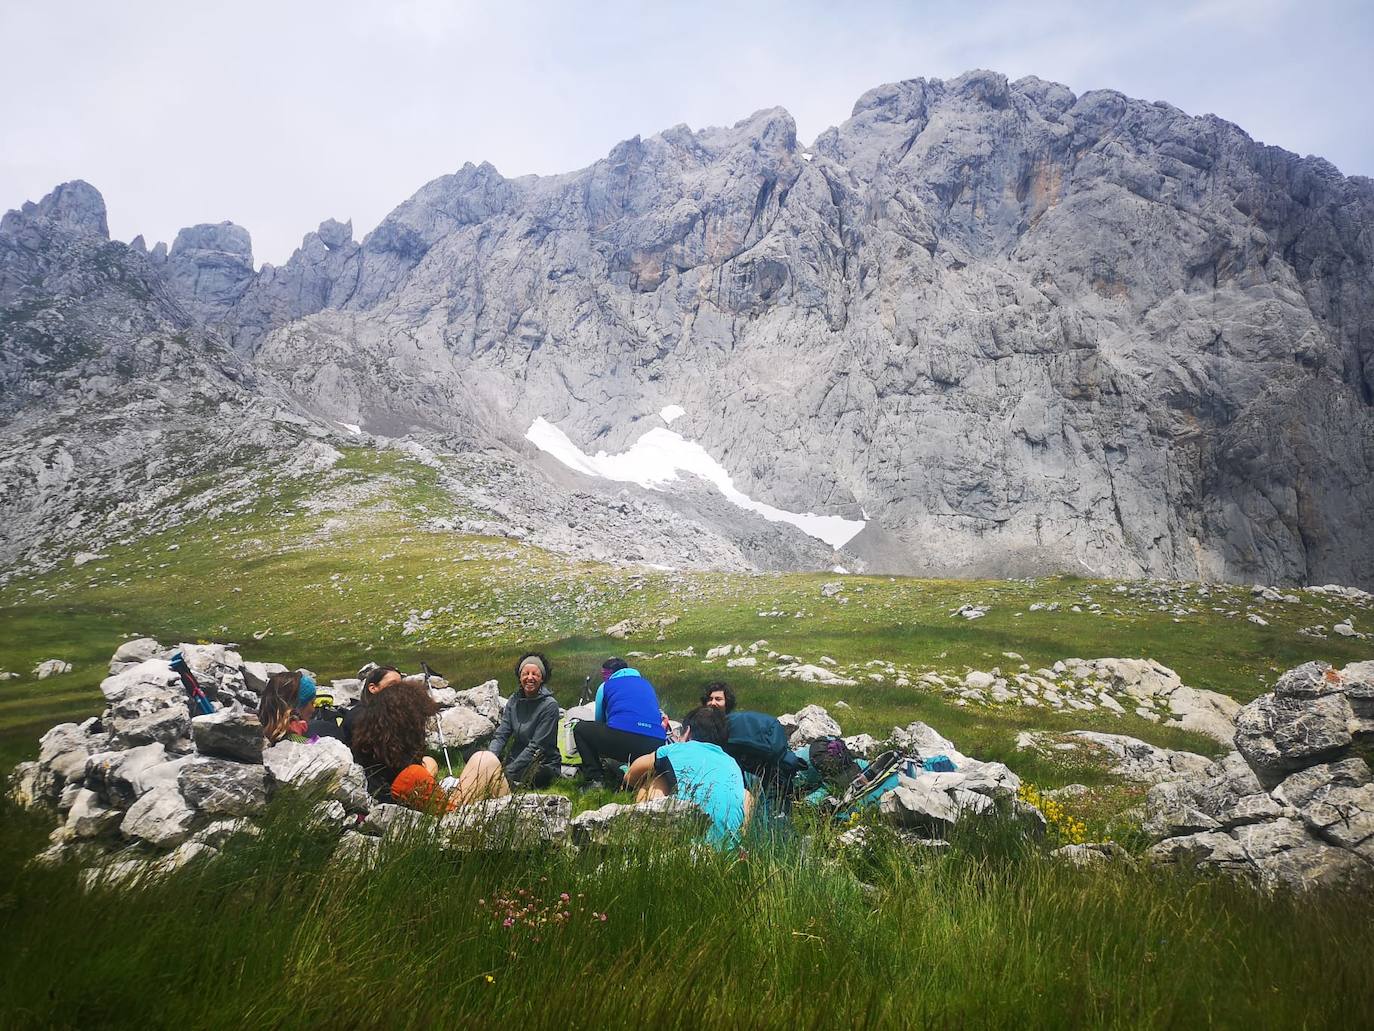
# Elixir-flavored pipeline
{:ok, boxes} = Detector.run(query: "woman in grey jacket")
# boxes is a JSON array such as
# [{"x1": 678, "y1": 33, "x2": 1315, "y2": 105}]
[{"x1": 485, "y1": 652, "x2": 562, "y2": 787}]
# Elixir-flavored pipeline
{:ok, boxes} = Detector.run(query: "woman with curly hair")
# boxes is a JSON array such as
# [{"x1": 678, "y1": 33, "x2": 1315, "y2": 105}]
[{"x1": 345, "y1": 665, "x2": 445, "y2": 805}]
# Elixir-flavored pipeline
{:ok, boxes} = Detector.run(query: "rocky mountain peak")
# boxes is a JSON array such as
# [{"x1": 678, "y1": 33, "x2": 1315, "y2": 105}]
[
  {"x1": 0, "y1": 179, "x2": 109, "y2": 241},
  {"x1": 166, "y1": 221, "x2": 255, "y2": 313}
]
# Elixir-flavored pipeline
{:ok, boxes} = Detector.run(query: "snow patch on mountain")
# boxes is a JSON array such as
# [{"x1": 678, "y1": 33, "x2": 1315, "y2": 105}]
[{"x1": 525, "y1": 418, "x2": 865, "y2": 549}]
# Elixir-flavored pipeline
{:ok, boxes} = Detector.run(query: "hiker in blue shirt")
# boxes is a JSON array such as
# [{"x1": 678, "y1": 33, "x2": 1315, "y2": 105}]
[
  {"x1": 573, "y1": 657, "x2": 666, "y2": 787},
  {"x1": 626, "y1": 706, "x2": 753, "y2": 848}
]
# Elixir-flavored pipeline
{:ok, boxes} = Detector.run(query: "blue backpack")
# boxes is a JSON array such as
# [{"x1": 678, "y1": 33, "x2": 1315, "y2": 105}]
[{"x1": 725, "y1": 711, "x2": 806, "y2": 812}]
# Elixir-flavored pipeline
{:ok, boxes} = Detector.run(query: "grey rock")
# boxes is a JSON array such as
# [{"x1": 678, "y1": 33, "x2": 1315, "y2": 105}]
[
  {"x1": 1055, "y1": 658, "x2": 1238, "y2": 742},
  {"x1": 166, "y1": 222, "x2": 255, "y2": 313},
  {"x1": 1143, "y1": 781, "x2": 1222, "y2": 838},
  {"x1": 83, "y1": 743, "x2": 168, "y2": 807},
  {"x1": 62, "y1": 788, "x2": 123, "y2": 839},
  {"x1": 1272, "y1": 758, "x2": 1371, "y2": 809},
  {"x1": 784, "y1": 705, "x2": 842, "y2": 747},
  {"x1": 570, "y1": 796, "x2": 705, "y2": 845},
  {"x1": 120, "y1": 784, "x2": 198, "y2": 848},
  {"x1": 109, "y1": 637, "x2": 164, "y2": 674},
  {"x1": 1019, "y1": 730, "x2": 1211, "y2": 784},
  {"x1": 263, "y1": 738, "x2": 370, "y2": 811},
  {"x1": 429, "y1": 706, "x2": 497, "y2": 750},
  {"x1": 111, "y1": 704, "x2": 191, "y2": 750},
  {"x1": 891, "y1": 720, "x2": 959, "y2": 758},
  {"x1": 333, "y1": 829, "x2": 383, "y2": 867},
  {"x1": 189, "y1": 818, "x2": 260, "y2": 848},
  {"x1": 1232, "y1": 818, "x2": 1370, "y2": 891},
  {"x1": 38, "y1": 722, "x2": 96, "y2": 786},
  {"x1": 177, "y1": 756, "x2": 269, "y2": 816},
  {"x1": 1146, "y1": 831, "x2": 1250, "y2": 868},
  {"x1": 1234, "y1": 691, "x2": 1354, "y2": 786},
  {"x1": 191, "y1": 710, "x2": 265, "y2": 763},
  {"x1": 437, "y1": 793, "x2": 572, "y2": 850},
  {"x1": 0, "y1": 180, "x2": 108, "y2": 241},
  {"x1": 33, "y1": 658, "x2": 71, "y2": 678},
  {"x1": 843, "y1": 733, "x2": 881, "y2": 758},
  {"x1": 1052, "y1": 842, "x2": 1134, "y2": 868},
  {"x1": 1297, "y1": 782, "x2": 1374, "y2": 860},
  {"x1": 7, "y1": 761, "x2": 47, "y2": 809}
]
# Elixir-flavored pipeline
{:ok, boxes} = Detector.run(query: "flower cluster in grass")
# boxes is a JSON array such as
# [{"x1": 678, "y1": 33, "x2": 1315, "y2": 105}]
[
  {"x1": 1017, "y1": 783, "x2": 1088, "y2": 845},
  {"x1": 477, "y1": 882, "x2": 609, "y2": 948}
]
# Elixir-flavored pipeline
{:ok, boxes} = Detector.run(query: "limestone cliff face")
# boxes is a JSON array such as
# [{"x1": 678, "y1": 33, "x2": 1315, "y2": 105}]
[
  {"x1": 0, "y1": 182, "x2": 328, "y2": 576},
  {"x1": 247, "y1": 71, "x2": 1374, "y2": 586},
  {"x1": 8, "y1": 69, "x2": 1374, "y2": 586}
]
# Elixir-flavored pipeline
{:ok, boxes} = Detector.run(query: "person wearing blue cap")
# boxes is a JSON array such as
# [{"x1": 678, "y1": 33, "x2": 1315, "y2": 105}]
[{"x1": 258, "y1": 670, "x2": 320, "y2": 743}]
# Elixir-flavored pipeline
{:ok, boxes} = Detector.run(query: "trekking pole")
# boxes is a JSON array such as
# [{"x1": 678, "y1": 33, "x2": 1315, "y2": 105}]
[{"x1": 421, "y1": 661, "x2": 455, "y2": 780}]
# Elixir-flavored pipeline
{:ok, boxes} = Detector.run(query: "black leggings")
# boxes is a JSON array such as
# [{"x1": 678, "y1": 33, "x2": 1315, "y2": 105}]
[{"x1": 573, "y1": 722, "x2": 663, "y2": 785}]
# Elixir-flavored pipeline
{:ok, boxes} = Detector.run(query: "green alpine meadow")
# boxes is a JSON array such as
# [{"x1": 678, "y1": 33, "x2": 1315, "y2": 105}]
[
  {"x1": 6, "y1": 9, "x2": 1374, "y2": 1026},
  {"x1": 3, "y1": 445, "x2": 1373, "y2": 1027}
]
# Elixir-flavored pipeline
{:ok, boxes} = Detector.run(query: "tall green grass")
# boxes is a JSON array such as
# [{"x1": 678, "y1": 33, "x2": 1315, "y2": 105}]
[{"x1": 2, "y1": 798, "x2": 1369, "y2": 1029}]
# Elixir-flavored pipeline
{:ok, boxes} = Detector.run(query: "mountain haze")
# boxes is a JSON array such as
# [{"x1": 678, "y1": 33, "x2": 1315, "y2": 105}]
[{"x1": 4, "y1": 70, "x2": 1373, "y2": 587}]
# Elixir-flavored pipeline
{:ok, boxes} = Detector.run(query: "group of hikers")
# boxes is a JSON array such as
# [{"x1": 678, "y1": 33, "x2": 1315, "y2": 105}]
[{"x1": 253, "y1": 655, "x2": 794, "y2": 847}]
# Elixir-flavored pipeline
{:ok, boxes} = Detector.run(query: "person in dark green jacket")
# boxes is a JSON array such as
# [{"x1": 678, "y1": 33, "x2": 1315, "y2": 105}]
[{"x1": 485, "y1": 652, "x2": 562, "y2": 788}]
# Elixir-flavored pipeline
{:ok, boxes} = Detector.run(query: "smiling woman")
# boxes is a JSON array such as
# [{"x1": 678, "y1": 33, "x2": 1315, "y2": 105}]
[{"x1": 483, "y1": 651, "x2": 562, "y2": 788}]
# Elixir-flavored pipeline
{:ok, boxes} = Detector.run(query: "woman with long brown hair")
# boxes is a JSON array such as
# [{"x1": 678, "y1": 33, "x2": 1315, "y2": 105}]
[
  {"x1": 257, "y1": 671, "x2": 318, "y2": 744},
  {"x1": 344, "y1": 665, "x2": 445, "y2": 805}
]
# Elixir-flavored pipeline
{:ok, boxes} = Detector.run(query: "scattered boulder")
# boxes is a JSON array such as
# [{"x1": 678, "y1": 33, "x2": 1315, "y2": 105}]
[
  {"x1": 177, "y1": 757, "x2": 269, "y2": 817},
  {"x1": 1017, "y1": 731, "x2": 1212, "y2": 785},
  {"x1": 33, "y1": 659, "x2": 72, "y2": 679},
  {"x1": 777, "y1": 663, "x2": 857, "y2": 686},
  {"x1": 1147, "y1": 660, "x2": 1374, "y2": 890},
  {"x1": 843, "y1": 734, "x2": 880, "y2": 758},
  {"x1": 191, "y1": 711, "x2": 265, "y2": 763},
  {"x1": 783, "y1": 705, "x2": 841, "y2": 747},
  {"x1": 1055, "y1": 658, "x2": 1239, "y2": 743},
  {"x1": 891, "y1": 721, "x2": 960, "y2": 759},
  {"x1": 604, "y1": 615, "x2": 678, "y2": 639}
]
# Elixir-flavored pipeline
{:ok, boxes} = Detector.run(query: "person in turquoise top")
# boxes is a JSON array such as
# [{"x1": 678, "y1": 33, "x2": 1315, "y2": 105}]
[{"x1": 626, "y1": 705, "x2": 753, "y2": 849}]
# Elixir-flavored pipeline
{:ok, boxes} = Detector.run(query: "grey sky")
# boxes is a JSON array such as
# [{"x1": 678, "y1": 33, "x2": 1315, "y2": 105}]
[{"x1": 3, "y1": 0, "x2": 1370, "y2": 267}]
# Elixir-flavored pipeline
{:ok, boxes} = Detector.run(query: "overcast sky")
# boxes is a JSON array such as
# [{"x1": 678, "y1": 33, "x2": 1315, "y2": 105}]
[{"x1": 3, "y1": 0, "x2": 1370, "y2": 267}]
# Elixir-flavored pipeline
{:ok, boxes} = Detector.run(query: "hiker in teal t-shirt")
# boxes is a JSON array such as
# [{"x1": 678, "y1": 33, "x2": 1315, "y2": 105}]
[{"x1": 626, "y1": 706, "x2": 752, "y2": 848}]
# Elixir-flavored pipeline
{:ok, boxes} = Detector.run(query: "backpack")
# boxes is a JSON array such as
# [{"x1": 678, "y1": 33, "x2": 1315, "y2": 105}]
[
  {"x1": 807, "y1": 736, "x2": 863, "y2": 793},
  {"x1": 724, "y1": 711, "x2": 792, "y2": 768},
  {"x1": 726, "y1": 711, "x2": 806, "y2": 813},
  {"x1": 558, "y1": 703, "x2": 595, "y2": 766},
  {"x1": 831, "y1": 751, "x2": 961, "y2": 820}
]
